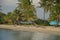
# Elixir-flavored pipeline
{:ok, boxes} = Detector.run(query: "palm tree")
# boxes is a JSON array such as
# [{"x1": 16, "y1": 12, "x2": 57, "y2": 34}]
[
  {"x1": 39, "y1": 0, "x2": 57, "y2": 25},
  {"x1": 16, "y1": 0, "x2": 37, "y2": 24},
  {"x1": 48, "y1": 0, "x2": 60, "y2": 26},
  {"x1": 39, "y1": 0, "x2": 49, "y2": 24}
]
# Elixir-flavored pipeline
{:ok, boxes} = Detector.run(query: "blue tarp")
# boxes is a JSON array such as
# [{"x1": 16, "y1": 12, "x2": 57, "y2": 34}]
[{"x1": 49, "y1": 21, "x2": 60, "y2": 25}]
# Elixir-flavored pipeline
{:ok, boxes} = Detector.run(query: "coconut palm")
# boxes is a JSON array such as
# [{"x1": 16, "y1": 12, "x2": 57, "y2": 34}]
[
  {"x1": 48, "y1": 0, "x2": 60, "y2": 26},
  {"x1": 39, "y1": 0, "x2": 60, "y2": 26},
  {"x1": 16, "y1": 0, "x2": 37, "y2": 24},
  {"x1": 39, "y1": 0, "x2": 49, "y2": 24}
]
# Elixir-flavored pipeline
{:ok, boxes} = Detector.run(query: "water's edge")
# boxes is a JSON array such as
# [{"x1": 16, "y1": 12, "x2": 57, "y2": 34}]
[{"x1": 0, "y1": 25, "x2": 60, "y2": 35}]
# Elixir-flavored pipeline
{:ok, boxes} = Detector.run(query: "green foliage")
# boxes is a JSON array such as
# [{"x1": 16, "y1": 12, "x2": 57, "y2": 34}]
[
  {"x1": 4, "y1": 12, "x2": 13, "y2": 24},
  {"x1": 39, "y1": 0, "x2": 52, "y2": 24},
  {"x1": 39, "y1": 0, "x2": 60, "y2": 26},
  {"x1": 3, "y1": 0, "x2": 37, "y2": 25},
  {"x1": 15, "y1": 0, "x2": 37, "y2": 24},
  {"x1": 34, "y1": 19, "x2": 50, "y2": 26},
  {"x1": 4, "y1": 11, "x2": 19, "y2": 24},
  {"x1": 0, "y1": 12, "x2": 6, "y2": 24}
]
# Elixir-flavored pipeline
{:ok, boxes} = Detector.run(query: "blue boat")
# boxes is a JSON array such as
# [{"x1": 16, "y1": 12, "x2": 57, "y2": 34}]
[{"x1": 49, "y1": 21, "x2": 60, "y2": 25}]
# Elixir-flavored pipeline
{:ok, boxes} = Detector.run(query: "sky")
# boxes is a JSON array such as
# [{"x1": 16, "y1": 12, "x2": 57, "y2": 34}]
[
  {"x1": 1, "y1": 0, "x2": 18, "y2": 13},
  {"x1": 0, "y1": 0, "x2": 49, "y2": 20}
]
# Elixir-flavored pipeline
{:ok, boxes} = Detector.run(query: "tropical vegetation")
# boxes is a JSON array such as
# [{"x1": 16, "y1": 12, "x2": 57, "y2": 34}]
[
  {"x1": 0, "y1": 0, "x2": 60, "y2": 26},
  {"x1": 0, "y1": 12, "x2": 6, "y2": 24},
  {"x1": 39, "y1": 0, "x2": 60, "y2": 26}
]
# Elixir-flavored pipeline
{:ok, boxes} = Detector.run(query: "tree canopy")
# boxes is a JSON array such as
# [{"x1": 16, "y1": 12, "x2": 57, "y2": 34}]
[
  {"x1": 16, "y1": 0, "x2": 37, "y2": 24},
  {"x1": 3, "y1": 0, "x2": 37, "y2": 25},
  {"x1": 39, "y1": 0, "x2": 60, "y2": 26},
  {"x1": 0, "y1": 12, "x2": 6, "y2": 24}
]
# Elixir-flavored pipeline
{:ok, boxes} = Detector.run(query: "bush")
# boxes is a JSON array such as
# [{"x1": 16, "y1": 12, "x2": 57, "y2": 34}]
[{"x1": 34, "y1": 19, "x2": 50, "y2": 26}]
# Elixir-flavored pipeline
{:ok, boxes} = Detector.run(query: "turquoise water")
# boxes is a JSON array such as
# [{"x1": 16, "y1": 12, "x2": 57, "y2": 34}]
[
  {"x1": 49, "y1": 21, "x2": 60, "y2": 25},
  {"x1": 0, "y1": 29, "x2": 60, "y2": 40}
]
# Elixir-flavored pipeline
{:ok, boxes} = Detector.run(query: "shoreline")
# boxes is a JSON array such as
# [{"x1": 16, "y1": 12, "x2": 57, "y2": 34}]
[{"x1": 0, "y1": 25, "x2": 60, "y2": 35}]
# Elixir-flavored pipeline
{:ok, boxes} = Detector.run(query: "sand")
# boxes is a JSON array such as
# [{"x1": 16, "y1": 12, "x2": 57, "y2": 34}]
[{"x1": 0, "y1": 25, "x2": 60, "y2": 35}]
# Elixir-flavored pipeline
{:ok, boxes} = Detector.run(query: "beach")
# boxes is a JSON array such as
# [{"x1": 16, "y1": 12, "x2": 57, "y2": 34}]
[{"x1": 0, "y1": 25, "x2": 60, "y2": 35}]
